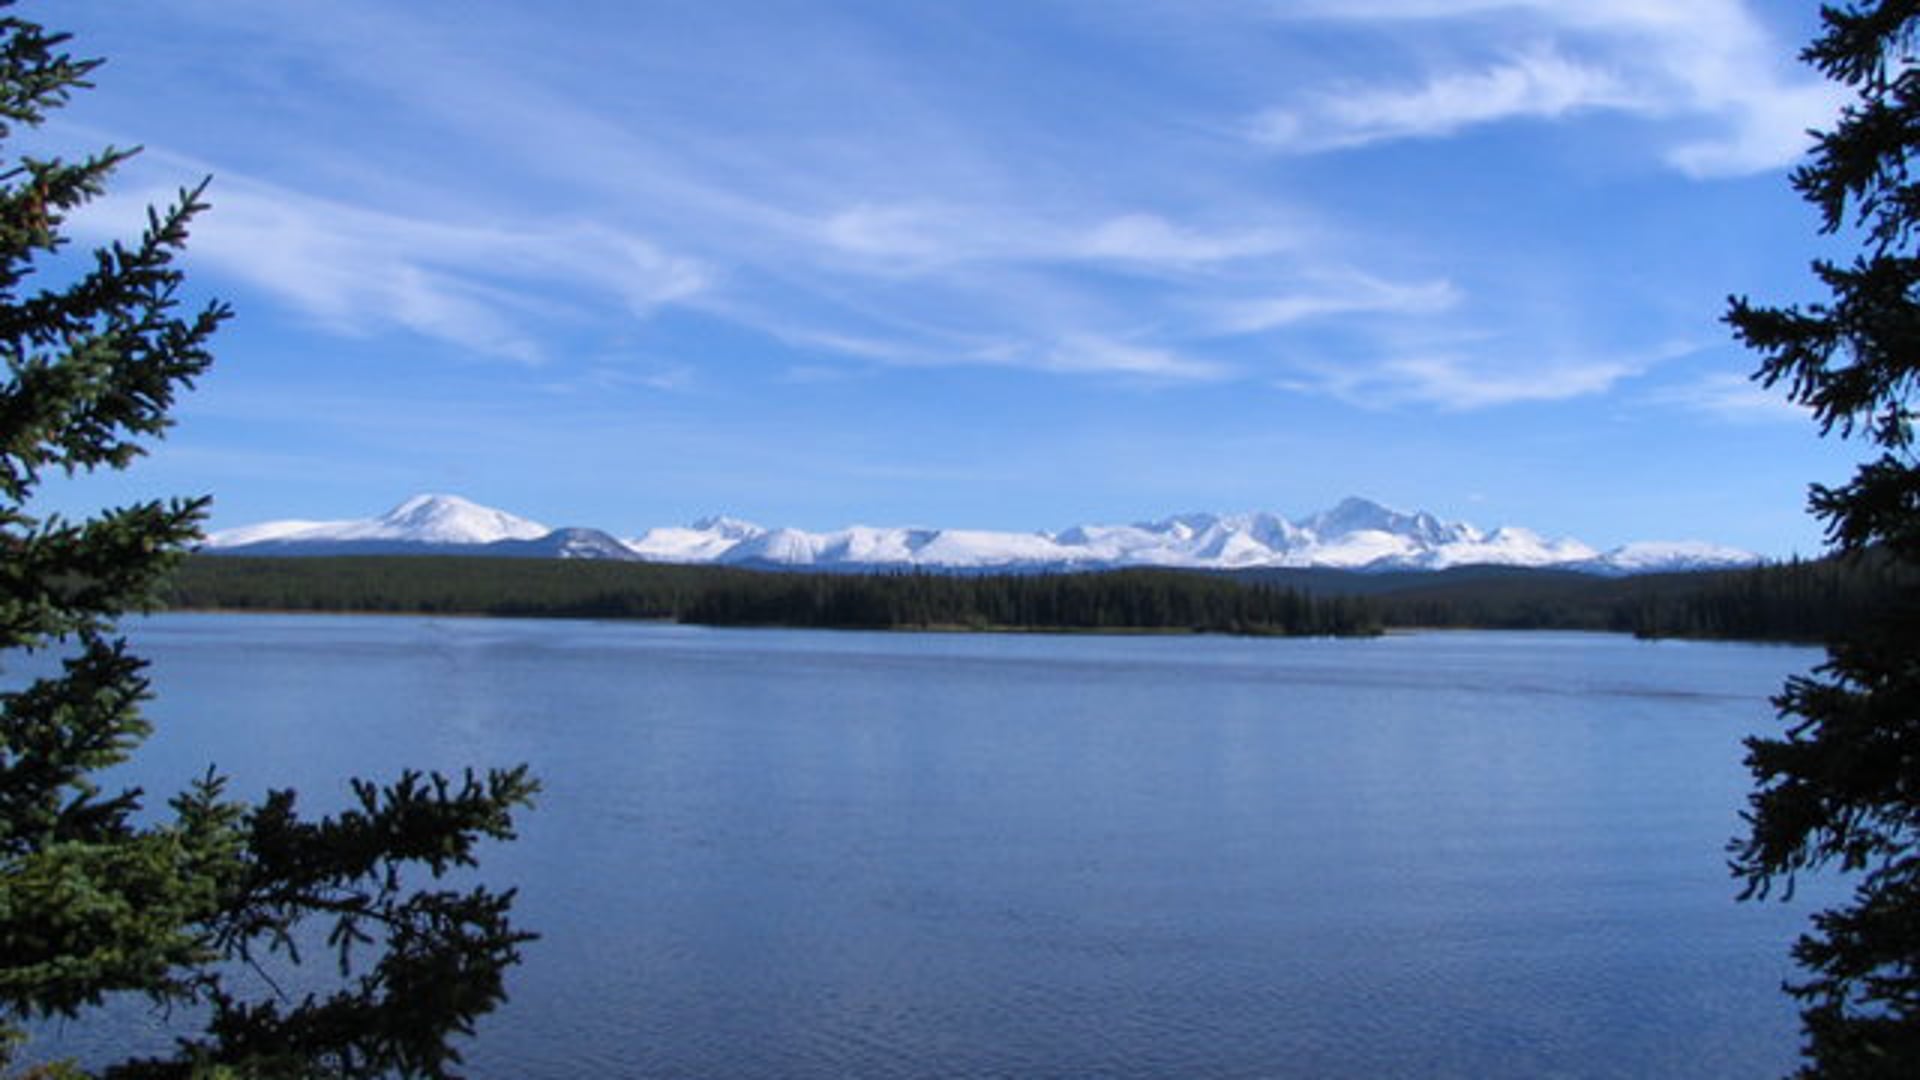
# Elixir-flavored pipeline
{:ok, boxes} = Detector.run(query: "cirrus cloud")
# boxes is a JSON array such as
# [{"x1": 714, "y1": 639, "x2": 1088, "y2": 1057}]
[
  {"x1": 74, "y1": 167, "x2": 710, "y2": 365},
  {"x1": 1250, "y1": 0, "x2": 1840, "y2": 177}
]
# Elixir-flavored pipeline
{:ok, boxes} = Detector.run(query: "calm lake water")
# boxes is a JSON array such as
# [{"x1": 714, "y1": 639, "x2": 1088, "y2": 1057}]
[{"x1": 33, "y1": 614, "x2": 1833, "y2": 1077}]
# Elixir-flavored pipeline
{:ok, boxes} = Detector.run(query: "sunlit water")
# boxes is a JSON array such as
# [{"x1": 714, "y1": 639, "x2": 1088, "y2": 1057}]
[{"x1": 24, "y1": 615, "x2": 1834, "y2": 1077}]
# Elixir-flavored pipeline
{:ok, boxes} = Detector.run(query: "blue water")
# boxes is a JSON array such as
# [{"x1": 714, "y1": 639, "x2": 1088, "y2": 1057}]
[{"x1": 28, "y1": 615, "x2": 1831, "y2": 1077}]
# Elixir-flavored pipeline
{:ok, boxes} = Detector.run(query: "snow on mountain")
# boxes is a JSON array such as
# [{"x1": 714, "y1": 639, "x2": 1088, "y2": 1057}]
[
  {"x1": 819, "y1": 526, "x2": 934, "y2": 565},
  {"x1": 724, "y1": 527, "x2": 829, "y2": 565},
  {"x1": 1294, "y1": 527, "x2": 1428, "y2": 569},
  {"x1": 489, "y1": 527, "x2": 642, "y2": 561},
  {"x1": 613, "y1": 497, "x2": 1756, "y2": 573},
  {"x1": 1299, "y1": 497, "x2": 1471, "y2": 548},
  {"x1": 367, "y1": 494, "x2": 550, "y2": 544},
  {"x1": 1428, "y1": 526, "x2": 1601, "y2": 570},
  {"x1": 204, "y1": 517, "x2": 340, "y2": 549},
  {"x1": 910, "y1": 528, "x2": 1068, "y2": 567},
  {"x1": 1050, "y1": 522, "x2": 1182, "y2": 564},
  {"x1": 1190, "y1": 524, "x2": 1284, "y2": 568},
  {"x1": 205, "y1": 494, "x2": 1760, "y2": 574},
  {"x1": 626, "y1": 516, "x2": 767, "y2": 562},
  {"x1": 1588, "y1": 540, "x2": 1760, "y2": 574},
  {"x1": 206, "y1": 494, "x2": 550, "y2": 549}
]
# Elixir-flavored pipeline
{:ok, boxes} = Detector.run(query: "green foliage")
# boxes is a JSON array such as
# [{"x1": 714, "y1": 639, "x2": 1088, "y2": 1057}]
[
  {"x1": 1725, "y1": 2, "x2": 1920, "y2": 1073},
  {"x1": 0, "y1": 7, "x2": 535, "y2": 1077}
]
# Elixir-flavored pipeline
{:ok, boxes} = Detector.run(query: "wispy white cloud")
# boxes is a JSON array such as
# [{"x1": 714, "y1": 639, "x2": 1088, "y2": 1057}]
[
  {"x1": 1666, "y1": 81, "x2": 1838, "y2": 178},
  {"x1": 538, "y1": 364, "x2": 699, "y2": 397},
  {"x1": 1377, "y1": 354, "x2": 1636, "y2": 409},
  {"x1": 1214, "y1": 272, "x2": 1462, "y2": 333},
  {"x1": 1070, "y1": 214, "x2": 1295, "y2": 265},
  {"x1": 74, "y1": 167, "x2": 709, "y2": 364},
  {"x1": 813, "y1": 203, "x2": 1292, "y2": 270},
  {"x1": 1277, "y1": 331, "x2": 1727, "y2": 411},
  {"x1": 1036, "y1": 336, "x2": 1231, "y2": 381},
  {"x1": 1251, "y1": 0, "x2": 1839, "y2": 176},
  {"x1": 1651, "y1": 372, "x2": 1806, "y2": 422},
  {"x1": 778, "y1": 202, "x2": 1320, "y2": 377},
  {"x1": 716, "y1": 298, "x2": 1231, "y2": 383},
  {"x1": 1252, "y1": 47, "x2": 1642, "y2": 152},
  {"x1": 1660, "y1": 38, "x2": 1844, "y2": 178},
  {"x1": 816, "y1": 203, "x2": 995, "y2": 263},
  {"x1": 754, "y1": 324, "x2": 1230, "y2": 383},
  {"x1": 1280, "y1": 339, "x2": 1643, "y2": 411}
]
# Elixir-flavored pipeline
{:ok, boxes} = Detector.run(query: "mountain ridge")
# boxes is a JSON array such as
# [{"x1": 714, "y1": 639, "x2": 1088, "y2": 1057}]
[{"x1": 202, "y1": 494, "x2": 1759, "y2": 576}]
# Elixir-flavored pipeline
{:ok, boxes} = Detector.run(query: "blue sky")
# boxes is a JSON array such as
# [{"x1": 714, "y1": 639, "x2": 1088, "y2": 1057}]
[{"x1": 28, "y1": 0, "x2": 1870, "y2": 554}]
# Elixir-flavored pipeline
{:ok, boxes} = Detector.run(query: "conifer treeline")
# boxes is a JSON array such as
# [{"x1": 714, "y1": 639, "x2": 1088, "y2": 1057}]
[
  {"x1": 164, "y1": 551, "x2": 1903, "y2": 642},
  {"x1": 1351, "y1": 553, "x2": 1905, "y2": 641},
  {"x1": 168, "y1": 554, "x2": 709, "y2": 619},
  {"x1": 165, "y1": 557, "x2": 1377, "y2": 636},
  {"x1": 1618, "y1": 553, "x2": 1908, "y2": 642},
  {"x1": 680, "y1": 567, "x2": 1375, "y2": 635}
]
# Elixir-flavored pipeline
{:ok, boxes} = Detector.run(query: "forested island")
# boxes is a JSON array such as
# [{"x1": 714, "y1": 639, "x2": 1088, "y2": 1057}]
[{"x1": 162, "y1": 551, "x2": 1901, "y2": 642}]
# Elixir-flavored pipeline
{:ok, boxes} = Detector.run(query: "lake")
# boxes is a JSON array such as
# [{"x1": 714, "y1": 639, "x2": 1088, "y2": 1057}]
[{"x1": 30, "y1": 614, "x2": 1832, "y2": 1077}]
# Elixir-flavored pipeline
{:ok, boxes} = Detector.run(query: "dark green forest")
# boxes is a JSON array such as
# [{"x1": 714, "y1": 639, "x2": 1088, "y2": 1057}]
[
  {"x1": 165, "y1": 557, "x2": 1376, "y2": 636},
  {"x1": 1324, "y1": 554, "x2": 1907, "y2": 641},
  {"x1": 163, "y1": 551, "x2": 1902, "y2": 642}
]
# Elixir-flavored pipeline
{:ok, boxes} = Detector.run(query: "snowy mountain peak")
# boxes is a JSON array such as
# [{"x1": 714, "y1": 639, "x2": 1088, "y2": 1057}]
[
  {"x1": 1303, "y1": 495, "x2": 1396, "y2": 530},
  {"x1": 388, "y1": 493, "x2": 468, "y2": 518},
  {"x1": 373, "y1": 494, "x2": 550, "y2": 544},
  {"x1": 688, "y1": 515, "x2": 765, "y2": 539},
  {"x1": 1299, "y1": 497, "x2": 1471, "y2": 546}
]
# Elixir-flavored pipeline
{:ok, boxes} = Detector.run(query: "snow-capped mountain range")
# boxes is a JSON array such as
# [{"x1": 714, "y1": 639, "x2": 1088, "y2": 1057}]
[{"x1": 201, "y1": 494, "x2": 1758, "y2": 575}]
